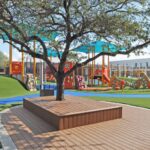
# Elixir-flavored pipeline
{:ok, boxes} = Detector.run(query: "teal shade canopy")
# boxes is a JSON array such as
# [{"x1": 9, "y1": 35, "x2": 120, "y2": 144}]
[
  {"x1": 73, "y1": 41, "x2": 125, "y2": 54},
  {"x1": 47, "y1": 48, "x2": 63, "y2": 57},
  {"x1": 39, "y1": 32, "x2": 59, "y2": 42},
  {"x1": 0, "y1": 32, "x2": 59, "y2": 42}
]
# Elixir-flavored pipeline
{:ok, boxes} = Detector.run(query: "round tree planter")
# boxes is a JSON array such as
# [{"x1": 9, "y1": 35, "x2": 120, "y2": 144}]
[{"x1": 23, "y1": 96, "x2": 122, "y2": 130}]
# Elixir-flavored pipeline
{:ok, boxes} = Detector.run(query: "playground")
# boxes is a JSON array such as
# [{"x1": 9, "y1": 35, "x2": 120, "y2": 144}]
[
  {"x1": 1, "y1": 41, "x2": 150, "y2": 109},
  {"x1": 0, "y1": 75, "x2": 150, "y2": 108},
  {"x1": 0, "y1": 1, "x2": 150, "y2": 149}
]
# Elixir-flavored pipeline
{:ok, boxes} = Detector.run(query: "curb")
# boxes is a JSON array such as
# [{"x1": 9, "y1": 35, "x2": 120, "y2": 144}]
[{"x1": 0, "y1": 108, "x2": 18, "y2": 150}]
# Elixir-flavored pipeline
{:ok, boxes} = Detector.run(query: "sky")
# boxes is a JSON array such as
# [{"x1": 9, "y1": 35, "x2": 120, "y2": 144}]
[{"x1": 1, "y1": 40, "x2": 150, "y2": 64}]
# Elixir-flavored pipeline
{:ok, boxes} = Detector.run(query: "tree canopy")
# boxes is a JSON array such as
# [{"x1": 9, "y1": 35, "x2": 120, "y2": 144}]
[{"x1": 0, "y1": 51, "x2": 8, "y2": 68}]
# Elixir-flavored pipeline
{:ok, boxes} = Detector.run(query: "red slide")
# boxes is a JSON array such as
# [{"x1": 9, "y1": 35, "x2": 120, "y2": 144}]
[
  {"x1": 103, "y1": 73, "x2": 110, "y2": 83},
  {"x1": 103, "y1": 67, "x2": 110, "y2": 83}
]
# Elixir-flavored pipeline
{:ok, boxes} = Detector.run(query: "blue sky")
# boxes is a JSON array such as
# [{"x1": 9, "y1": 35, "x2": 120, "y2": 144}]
[
  {"x1": 0, "y1": 40, "x2": 21, "y2": 61},
  {"x1": 1, "y1": 40, "x2": 150, "y2": 64}
]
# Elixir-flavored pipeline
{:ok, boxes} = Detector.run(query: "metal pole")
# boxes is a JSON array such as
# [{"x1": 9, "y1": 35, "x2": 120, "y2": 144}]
[
  {"x1": 33, "y1": 40, "x2": 36, "y2": 78},
  {"x1": 21, "y1": 51, "x2": 24, "y2": 82},
  {"x1": 40, "y1": 60, "x2": 44, "y2": 90},
  {"x1": 108, "y1": 55, "x2": 110, "y2": 77},
  {"x1": 81, "y1": 64, "x2": 83, "y2": 77},
  {"x1": 9, "y1": 34, "x2": 12, "y2": 75},
  {"x1": 93, "y1": 49, "x2": 96, "y2": 85},
  {"x1": 88, "y1": 49, "x2": 90, "y2": 85},
  {"x1": 102, "y1": 54, "x2": 105, "y2": 86}
]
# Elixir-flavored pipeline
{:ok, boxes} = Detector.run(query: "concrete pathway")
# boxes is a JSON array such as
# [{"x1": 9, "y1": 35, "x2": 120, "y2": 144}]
[{"x1": 0, "y1": 109, "x2": 17, "y2": 150}]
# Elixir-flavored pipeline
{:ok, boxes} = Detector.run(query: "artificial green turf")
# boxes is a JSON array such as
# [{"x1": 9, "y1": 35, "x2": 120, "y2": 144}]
[
  {"x1": 118, "y1": 77, "x2": 137, "y2": 82},
  {"x1": 0, "y1": 76, "x2": 38, "y2": 98},
  {"x1": 89, "y1": 97, "x2": 150, "y2": 109},
  {"x1": 72, "y1": 87, "x2": 150, "y2": 94},
  {"x1": 0, "y1": 103, "x2": 22, "y2": 111},
  {"x1": 100, "y1": 88, "x2": 150, "y2": 94}
]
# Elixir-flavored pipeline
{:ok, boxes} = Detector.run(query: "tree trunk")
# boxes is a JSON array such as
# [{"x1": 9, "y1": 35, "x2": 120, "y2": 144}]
[{"x1": 56, "y1": 75, "x2": 65, "y2": 101}]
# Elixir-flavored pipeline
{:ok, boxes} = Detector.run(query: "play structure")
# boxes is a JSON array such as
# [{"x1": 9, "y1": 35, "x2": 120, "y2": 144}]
[
  {"x1": 26, "y1": 74, "x2": 37, "y2": 91},
  {"x1": 64, "y1": 62, "x2": 74, "y2": 89},
  {"x1": 110, "y1": 76, "x2": 126, "y2": 90},
  {"x1": 91, "y1": 67, "x2": 110, "y2": 84},
  {"x1": 127, "y1": 72, "x2": 150, "y2": 89},
  {"x1": 5, "y1": 36, "x2": 150, "y2": 92},
  {"x1": 110, "y1": 72, "x2": 150, "y2": 90},
  {"x1": 76, "y1": 75, "x2": 112, "y2": 91}
]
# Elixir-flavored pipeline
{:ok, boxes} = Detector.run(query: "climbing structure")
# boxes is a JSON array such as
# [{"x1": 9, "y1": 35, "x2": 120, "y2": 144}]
[
  {"x1": 110, "y1": 72, "x2": 150, "y2": 90},
  {"x1": 110, "y1": 76, "x2": 125, "y2": 90}
]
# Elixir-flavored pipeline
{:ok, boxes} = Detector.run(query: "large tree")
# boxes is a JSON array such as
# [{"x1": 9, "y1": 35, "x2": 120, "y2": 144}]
[{"x1": 0, "y1": 0, "x2": 150, "y2": 100}]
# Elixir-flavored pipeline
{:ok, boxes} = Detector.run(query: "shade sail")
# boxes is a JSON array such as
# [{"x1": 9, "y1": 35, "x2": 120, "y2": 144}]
[
  {"x1": 47, "y1": 48, "x2": 63, "y2": 57},
  {"x1": 0, "y1": 32, "x2": 58, "y2": 42},
  {"x1": 73, "y1": 41, "x2": 125, "y2": 54}
]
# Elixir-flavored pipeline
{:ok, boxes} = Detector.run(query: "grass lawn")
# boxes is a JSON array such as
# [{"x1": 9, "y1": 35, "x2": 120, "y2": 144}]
[
  {"x1": 73, "y1": 87, "x2": 150, "y2": 94},
  {"x1": 36, "y1": 79, "x2": 56, "y2": 85},
  {"x1": 0, "y1": 103, "x2": 21, "y2": 111},
  {"x1": 118, "y1": 77, "x2": 137, "y2": 82},
  {"x1": 0, "y1": 76, "x2": 38, "y2": 98},
  {"x1": 101, "y1": 88, "x2": 150, "y2": 94},
  {"x1": 89, "y1": 96, "x2": 150, "y2": 109}
]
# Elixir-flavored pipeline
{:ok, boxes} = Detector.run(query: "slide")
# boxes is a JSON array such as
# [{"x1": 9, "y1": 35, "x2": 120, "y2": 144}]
[
  {"x1": 102, "y1": 67, "x2": 110, "y2": 84},
  {"x1": 103, "y1": 73, "x2": 110, "y2": 83}
]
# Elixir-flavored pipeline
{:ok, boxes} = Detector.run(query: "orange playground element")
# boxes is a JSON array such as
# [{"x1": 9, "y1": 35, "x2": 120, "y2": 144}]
[
  {"x1": 93, "y1": 67, "x2": 110, "y2": 84},
  {"x1": 110, "y1": 76, "x2": 125, "y2": 90},
  {"x1": 46, "y1": 74, "x2": 55, "y2": 82},
  {"x1": 12, "y1": 62, "x2": 22, "y2": 75},
  {"x1": 64, "y1": 62, "x2": 74, "y2": 89}
]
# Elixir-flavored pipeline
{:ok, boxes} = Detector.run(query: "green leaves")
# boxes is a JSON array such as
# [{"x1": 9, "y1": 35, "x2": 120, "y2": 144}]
[{"x1": 0, "y1": 51, "x2": 8, "y2": 68}]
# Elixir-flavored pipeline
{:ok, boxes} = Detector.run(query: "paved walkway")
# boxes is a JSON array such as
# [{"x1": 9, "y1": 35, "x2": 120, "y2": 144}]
[{"x1": 1, "y1": 101, "x2": 150, "y2": 150}]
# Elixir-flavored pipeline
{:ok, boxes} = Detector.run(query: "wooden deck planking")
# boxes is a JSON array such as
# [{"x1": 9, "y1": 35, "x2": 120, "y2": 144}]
[
  {"x1": 1, "y1": 100, "x2": 150, "y2": 149},
  {"x1": 23, "y1": 96, "x2": 122, "y2": 130}
]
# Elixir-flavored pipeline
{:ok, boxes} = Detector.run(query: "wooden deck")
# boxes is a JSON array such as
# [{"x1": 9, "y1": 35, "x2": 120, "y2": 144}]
[
  {"x1": 1, "y1": 100, "x2": 150, "y2": 149},
  {"x1": 23, "y1": 96, "x2": 122, "y2": 130}
]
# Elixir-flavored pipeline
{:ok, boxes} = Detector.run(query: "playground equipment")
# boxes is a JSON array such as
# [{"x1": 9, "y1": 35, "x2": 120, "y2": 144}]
[
  {"x1": 110, "y1": 76, "x2": 125, "y2": 90},
  {"x1": 74, "y1": 40, "x2": 121, "y2": 86},
  {"x1": 91, "y1": 67, "x2": 110, "y2": 84},
  {"x1": 26, "y1": 74, "x2": 37, "y2": 91},
  {"x1": 128, "y1": 72, "x2": 150, "y2": 89},
  {"x1": 11, "y1": 62, "x2": 22, "y2": 75},
  {"x1": 8, "y1": 37, "x2": 126, "y2": 91},
  {"x1": 76, "y1": 75, "x2": 112, "y2": 91},
  {"x1": 64, "y1": 62, "x2": 74, "y2": 89},
  {"x1": 110, "y1": 72, "x2": 150, "y2": 90}
]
